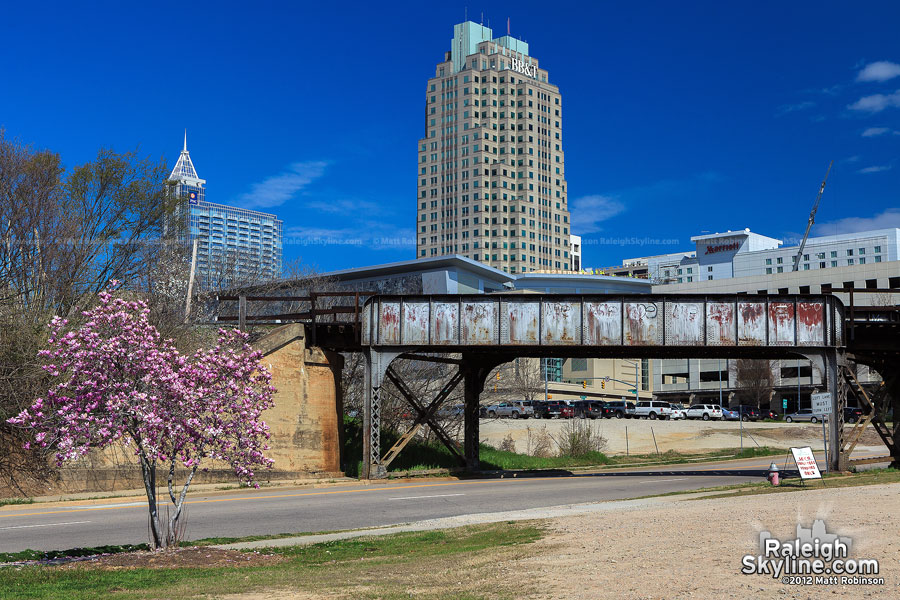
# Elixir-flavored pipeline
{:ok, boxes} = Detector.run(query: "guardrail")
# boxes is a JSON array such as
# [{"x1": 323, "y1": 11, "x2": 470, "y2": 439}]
[{"x1": 216, "y1": 291, "x2": 374, "y2": 332}]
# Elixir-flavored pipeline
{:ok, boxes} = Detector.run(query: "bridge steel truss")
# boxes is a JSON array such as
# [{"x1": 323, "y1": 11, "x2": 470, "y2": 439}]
[{"x1": 359, "y1": 293, "x2": 855, "y2": 479}]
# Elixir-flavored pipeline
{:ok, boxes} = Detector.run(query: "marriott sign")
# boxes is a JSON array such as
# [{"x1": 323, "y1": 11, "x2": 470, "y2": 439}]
[{"x1": 510, "y1": 58, "x2": 538, "y2": 78}]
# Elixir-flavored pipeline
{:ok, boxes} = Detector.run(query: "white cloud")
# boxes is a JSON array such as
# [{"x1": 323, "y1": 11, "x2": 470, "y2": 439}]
[
  {"x1": 776, "y1": 101, "x2": 815, "y2": 116},
  {"x1": 861, "y1": 127, "x2": 890, "y2": 137},
  {"x1": 815, "y1": 208, "x2": 900, "y2": 234},
  {"x1": 848, "y1": 89, "x2": 900, "y2": 112},
  {"x1": 235, "y1": 161, "x2": 328, "y2": 209},
  {"x1": 857, "y1": 165, "x2": 892, "y2": 174},
  {"x1": 856, "y1": 61, "x2": 900, "y2": 82},
  {"x1": 305, "y1": 198, "x2": 382, "y2": 215},
  {"x1": 283, "y1": 222, "x2": 415, "y2": 251},
  {"x1": 569, "y1": 194, "x2": 626, "y2": 234}
]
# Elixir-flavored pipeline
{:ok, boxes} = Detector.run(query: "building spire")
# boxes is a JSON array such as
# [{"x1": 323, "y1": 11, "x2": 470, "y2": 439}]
[{"x1": 169, "y1": 131, "x2": 205, "y2": 185}]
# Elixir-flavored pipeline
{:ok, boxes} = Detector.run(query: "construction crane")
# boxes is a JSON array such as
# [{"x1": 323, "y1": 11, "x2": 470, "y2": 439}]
[{"x1": 792, "y1": 160, "x2": 834, "y2": 272}]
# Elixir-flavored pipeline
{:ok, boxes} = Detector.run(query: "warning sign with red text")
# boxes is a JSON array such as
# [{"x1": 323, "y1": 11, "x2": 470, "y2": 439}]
[{"x1": 791, "y1": 446, "x2": 822, "y2": 480}]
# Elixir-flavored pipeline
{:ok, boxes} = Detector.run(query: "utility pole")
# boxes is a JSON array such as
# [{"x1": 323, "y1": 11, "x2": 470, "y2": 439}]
[
  {"x1": 543, "y1": 358, "x2": 549, "y2": 402},
  {"x1": 635, "y1": 361, "x2": 639, "y2": 404}
]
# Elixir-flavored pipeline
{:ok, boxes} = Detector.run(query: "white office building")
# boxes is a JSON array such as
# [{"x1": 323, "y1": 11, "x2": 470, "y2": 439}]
[{"x1": 617, "y1": 227, "x2": 900, "y2": 411}]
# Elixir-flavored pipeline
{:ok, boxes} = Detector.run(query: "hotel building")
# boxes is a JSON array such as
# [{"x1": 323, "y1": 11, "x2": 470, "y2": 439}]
[
  {"x1": 417, "y1": 21, "x2": 572, "y2": 273},
  {"x1": 169, "y1": 135, "x2": 283, "y2": 289}
]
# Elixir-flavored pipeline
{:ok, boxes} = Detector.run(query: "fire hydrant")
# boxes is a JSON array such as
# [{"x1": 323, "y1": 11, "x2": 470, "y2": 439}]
[{"x1": 767, "y1": 462, "x2": 780, "y2": 486}]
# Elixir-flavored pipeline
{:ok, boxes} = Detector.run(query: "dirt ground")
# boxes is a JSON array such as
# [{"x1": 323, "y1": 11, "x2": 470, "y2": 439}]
[
  {"x1": 479, "y1": 417, "x2": 890, "y2": 457},
  {"x1": 212, "y1": 483, "x2": 900, "y2": 600},
  {"x1": 509, "y1": 482, "x2": 900, "y2": 600}
]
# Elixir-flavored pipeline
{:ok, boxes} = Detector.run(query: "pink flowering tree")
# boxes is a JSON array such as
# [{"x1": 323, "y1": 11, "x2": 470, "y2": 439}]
[{"x1": 8, "y1": 290, "x2": 275, "y2": 549}]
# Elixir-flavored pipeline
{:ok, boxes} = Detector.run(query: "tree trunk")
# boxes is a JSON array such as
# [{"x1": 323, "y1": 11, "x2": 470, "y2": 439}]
[{"x1": 139, "y1": 455, "x2": 163, "y2": 549}]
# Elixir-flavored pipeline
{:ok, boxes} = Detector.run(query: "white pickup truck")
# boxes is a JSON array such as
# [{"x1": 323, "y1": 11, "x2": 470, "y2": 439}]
[
  {"x1": 685, "y1": 404, "x2": 723, "y2": 421},
  {"x1": 484, "y1": 401, "x2": 534, "y2": 419}
]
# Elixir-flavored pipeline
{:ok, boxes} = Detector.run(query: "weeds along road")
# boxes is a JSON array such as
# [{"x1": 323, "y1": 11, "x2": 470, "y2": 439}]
[{"x1": 0, "y1": 454, "x2": 846, "y2": 554}]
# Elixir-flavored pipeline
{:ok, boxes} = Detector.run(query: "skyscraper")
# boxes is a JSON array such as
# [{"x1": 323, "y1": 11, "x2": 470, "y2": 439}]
[
  {"x1": 169, "y1": 134, "x2": 283, "y2": 289},
  {"x1": 417, "y1": 21, "x2": 572, "y2": 273}
]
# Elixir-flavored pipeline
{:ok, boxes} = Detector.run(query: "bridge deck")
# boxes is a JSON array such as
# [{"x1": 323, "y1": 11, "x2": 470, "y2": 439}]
[{"x1": 361, "y1": 293, "x2": 844, "y2": 354}]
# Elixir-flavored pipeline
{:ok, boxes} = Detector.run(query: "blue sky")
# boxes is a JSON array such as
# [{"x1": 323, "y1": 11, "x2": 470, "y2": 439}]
[{"x1": 2, "y1": 1, "x2": 898, "y2": 272}]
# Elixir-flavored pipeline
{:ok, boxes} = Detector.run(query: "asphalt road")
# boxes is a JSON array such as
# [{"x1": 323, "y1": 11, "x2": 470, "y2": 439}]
[{"x1": 0, "y1": 453, "x2": 874, "y2": 554}]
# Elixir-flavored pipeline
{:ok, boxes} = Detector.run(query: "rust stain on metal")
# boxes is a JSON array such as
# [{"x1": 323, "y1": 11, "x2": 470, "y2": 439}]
[
  {"x1": 625, "y1": 302, "x2": 659, "y2": 345},
  {"x1": 379, "y1": 302, "x2": 400, "y2": 344},
  {"x1": 431, "y1": 302, "x2": 458, "y2": 344},
  {"x1": 462, "y1": 301, "x2": 496, "y2": 344},
  {"x1": 507, "y1": 301, "x2": 539, "y2": 344},
  {"x1": 543, "y1": 301, "x2": 580, "y2": 344},
  {"x1": 706, "y1": 302, "x2": 735, "y2": 345},
  {"x1": 401, "y1": 302, "x2": 430, "y2": 344},
  {"x1": 768, "y1": 302, "x2": 795, "y2": 346},
  {"x1": 797, "y1": 301, "x2": 824, "y2": 345},
  {"x1": 669, "y1": 302, "x2": 703, "y2": 345},
  {"x1": 737, "y1": 302, "x2": 765, "y2": 345},
  {"x1": 585, "y1": 301, "x2": 622, "y2": 345}
]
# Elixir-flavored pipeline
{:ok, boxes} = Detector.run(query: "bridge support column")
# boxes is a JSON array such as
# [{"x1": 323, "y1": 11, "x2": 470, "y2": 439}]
[
  {"x1": 824, "y1": 350, "x2": 846, "y2": 472},
  {"x1": 890, "y1": 374, "x2": 900, "y2": 469},
  {"x1": 362, "y1": 350, "x2": 398, "y2": 480},
  {"x1": 461, "y1": 355, "x2": 503, "y2": 472}
]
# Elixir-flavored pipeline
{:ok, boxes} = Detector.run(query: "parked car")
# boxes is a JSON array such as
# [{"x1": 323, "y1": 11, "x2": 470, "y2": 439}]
[
  {"x1": 435, "y1": 404, "x2": 464, "y2": 418},
  {"x1": 534, "y1": 401, "x2": 574, "y2": 419},
  {"x1": 633, "y1": 400, "x2": 673, "y2": 420},
  {"x1": 484, "y1": 401, "x2": 534, "y2": 419},
  {"x1": 572, "y1": 400, "x2": 605, "y2": 419},
  {"x1": 604, "y1": 400, "x2": 636, "y2": 419},
  {"x1": 668, "y1": 403, "x2": 687, "y2": 420},
  {"x1": 784, "y1": 408, "x2": 826, "y2": 423},
  {"x1": 732, "y1": 405, "x2": 761, "y2": 422},
  {"x1": 685, "y1": 404, "x2": 723, "y2": 421},
  {"x1": 844, "y1": 406, "x2": 866, "y2": 424},
  {"x1": 720, "y1": 406, "x2": 740, "y2": 421},
  {"x1": 765, "y1": 409, "x2": 779, "y2": 420}
]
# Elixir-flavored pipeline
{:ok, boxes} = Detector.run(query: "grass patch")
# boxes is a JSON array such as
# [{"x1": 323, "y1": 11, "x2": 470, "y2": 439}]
[
  {"x1": 0, "y1": 544, "x2": 149, "y2": 564},
  {"x1": 0, "y1": 498, "x2": 34, "y2": 508},
  {"x1": 0, "y1": 522, "x2": 543, "y2": 600}
]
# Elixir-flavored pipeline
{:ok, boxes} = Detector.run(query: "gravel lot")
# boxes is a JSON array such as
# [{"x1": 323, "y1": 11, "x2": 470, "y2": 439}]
[
  {"x1": 221, "y1": 482, "x2": 900, "y2": 600},
  {"x1": 509, "y1": 483, "x2": 900, "y2": 599},
  {"x1": 479, "y1": 417, "x2": 889, "y2": 457}
]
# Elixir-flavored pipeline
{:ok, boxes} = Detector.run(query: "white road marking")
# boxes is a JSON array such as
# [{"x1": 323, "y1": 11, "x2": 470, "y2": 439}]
[
  {"x1": 638, "y1": 478, "x2": 688, "y2": 483},
  {"x1": 0, "y1": 520, "x2": 91, "y2": 531},
  {"x1": 389, "y1": 493, "x2": 466, "y2": 501}
]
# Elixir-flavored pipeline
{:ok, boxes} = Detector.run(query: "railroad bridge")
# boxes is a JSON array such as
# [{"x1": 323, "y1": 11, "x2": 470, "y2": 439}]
[{"x1": 218, "y1": 290, "x2": 900, "y2": 479}]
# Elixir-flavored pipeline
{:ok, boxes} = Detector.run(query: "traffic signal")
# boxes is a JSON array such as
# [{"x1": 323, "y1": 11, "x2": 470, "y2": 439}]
[
  {"x1": 601, "y1": 381, "x2": 606, "y2": 389},
  {"x1": 582, "y1": 380, "x2": 586, "y2": 389},
  {"x1": 496, "y1": 371, "x2": 500, "y2": 380},
  {"x1": 548, "y1": 394, "x2": 553, "y2": 399}
]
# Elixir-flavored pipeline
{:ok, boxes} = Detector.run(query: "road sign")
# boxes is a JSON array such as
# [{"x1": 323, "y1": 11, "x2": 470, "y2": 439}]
[
  {"x1": 790, "y1": 446, "x2": 822, "y2": 480},
  {"x1": 782, "y1": 398, "x2": 788, "y2": 410},
  {"x1": 604, "y1": 376, "x2": 611, "y2": 383},
  {"x1": 580, "y1": 395, "x2": 586, "y2": 400},
  {"x1": 811, "y1": 392, "x2": 833, "y2": 415},
  {"x1": 627, "y1": 389, "x2": 637, "y2": 394}
]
